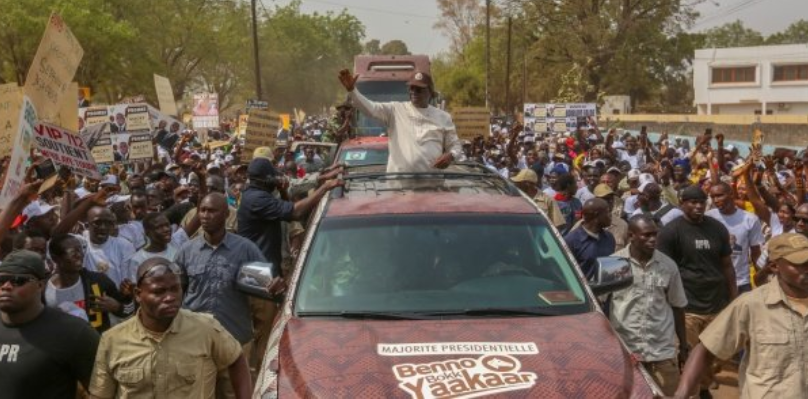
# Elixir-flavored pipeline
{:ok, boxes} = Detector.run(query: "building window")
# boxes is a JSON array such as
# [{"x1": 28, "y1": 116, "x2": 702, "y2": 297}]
[
  {"x1": 773, "y1": 64, "x2": 808, "y2": 82},
  {"x1": 711, "y1": 66, "x2": 756, "y2": 83}
]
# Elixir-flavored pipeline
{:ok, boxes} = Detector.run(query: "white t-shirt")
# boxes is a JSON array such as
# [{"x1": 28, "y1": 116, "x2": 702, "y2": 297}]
[
  {"x1": 630, "y1": 204, "x2": 684, "y2": 226},
  {"x1": 575, "y1": 186, "x2": 595, "y2": 203},
  {"x1": 77, "y1": 232, "x2": 136, "y2": 286},
  {"x1": 117, "y1": 221, "x2": 145, "y2": 250},
  {"x1": 618, "y1": 150, "x2": 645, "y2": 169},
  {"x1": 623, "y1": 195, "x2": 639, "y2": 214},
  {"x1": 706, "y1": 208, "x2": 764, "y2": 286},
  {"x1": 45, "y1": 277, "x2": 89, "y2": 322}
]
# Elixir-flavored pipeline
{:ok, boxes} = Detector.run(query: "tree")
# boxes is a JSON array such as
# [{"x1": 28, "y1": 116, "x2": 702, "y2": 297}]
[
  {"x1": 434, "y1": 0, "x2": 485, "y2": 57},
  {"x1": 380, "y1": 40, "x2": 411, "y2": 55},
  {"x1": 766, "y1": 20, "x2": 808, "y2": 45},
  {"x1": 363, "y1": 39, "x2": 381, "y2": 55},
  {"x1": 701, "y1": 20, "x2": 764, "y2": 48}
]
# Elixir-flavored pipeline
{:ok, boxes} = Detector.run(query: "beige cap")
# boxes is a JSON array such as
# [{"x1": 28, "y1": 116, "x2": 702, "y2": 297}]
[
  {"x1": 253, "y1": 146, "x2": 274, "y2": 160},
  {"x1": 593, "y1": 183, "x2": 614, "y2": 198},
  {"x1": 769, "y1": 233, "x2": 808, "y2": 264},
  {"x1": 511, "y1": 169, "x2": 538, "y2": 184}
]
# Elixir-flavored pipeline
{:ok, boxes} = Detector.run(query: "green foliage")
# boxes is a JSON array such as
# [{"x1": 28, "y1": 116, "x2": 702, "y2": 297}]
[
  {"x1": 701, "y1": 20, "x2": 764, "y2": 48},
  {"x1": 766, "y1": 20, "x2": 808, "y2": 45},
  {"x1": 380, "y1": 40, "x2": 411, "y2": 56},
  {"x1": 0, "y1": 0, "x2": 366, "y2": 115}
]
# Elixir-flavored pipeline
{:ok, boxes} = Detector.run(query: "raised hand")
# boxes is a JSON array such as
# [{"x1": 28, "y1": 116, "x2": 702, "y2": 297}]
[{"x1": 338, "y1": 69, "x2": 359, "y2": 92}]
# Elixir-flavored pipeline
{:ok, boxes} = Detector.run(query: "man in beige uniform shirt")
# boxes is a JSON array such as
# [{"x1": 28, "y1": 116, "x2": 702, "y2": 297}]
[
  {"x1": 510, "y1": 168, "x2": 565, "y2": 229},
  {"x1": 89, "y1": 257, "x2": 252, "y2": 399},
  {"x1": 674, "y1": 233, "x2": 808, "y2": 399},
  {"x1": 338, "y1": 69, "x2": 462, "y2": 173}
]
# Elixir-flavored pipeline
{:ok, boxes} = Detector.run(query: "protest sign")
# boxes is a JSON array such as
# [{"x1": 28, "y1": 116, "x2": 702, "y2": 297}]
[
  {"x1": 153, "y1": 74, "x2": 178, "y2": 117},
  {"x1": 126, "y1": 133, "x2": 154, "y2": 160},
  {"x1": 52, "y1": 81, "x2": 79, "y2": 132},
  {"x1": 246, "y1": 99, "x2": 268, "y2": 113},
  {"x1": 192, "y1": 93, "x2": 219, "y2": 129},
  {"x1": 243, "y1": 109, "x2": 280, "y2": 162},
  {"x1": 280, "y1": 114, "x2": 291, "y2": 130},
  {"x1": 125, "y1": 104, "x2": 151, "y2": 131},
  {"x1": 24, "y1": 13, "x2": 84, "y2": 123},
  {"x1": 452, "y1": 107, "x2": 490, "y2": 141},
  {"x1": 524, "y1": 103, "x2": 597, "y2": 134},
  {"x1": 0, "y1": 97, "x2": 37, "y2": 208},
  {"x1": 33, "y1": 122, "x2": 100, "y2": 179},
  {"x1": 83, "y1": 107, "x2": 109, "y2": 126},
  {"x1": 91, "y1": 131, "x2": 114, "y2": 164},
  {"x1": 0, "y1": 84, "x2": 22, "y2": 158}
]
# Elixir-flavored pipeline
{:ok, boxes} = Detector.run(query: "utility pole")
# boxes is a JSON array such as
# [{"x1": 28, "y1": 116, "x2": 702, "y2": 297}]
[
  {"x1": 504, "y1": 16, "x2": 512, "y2": 118},
  {"x1": 251, "y1": 0, "x2": 263, "y2": 100},
  {"x1": 485, "y1": 0, "x2": 490, "y2": 110},
  {"x1": 522, "y1": 50, "x2": 527, "y2": 110}
]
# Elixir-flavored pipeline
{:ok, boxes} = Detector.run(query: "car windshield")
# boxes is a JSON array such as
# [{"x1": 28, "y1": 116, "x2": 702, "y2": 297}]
[
  {"x1": 295, "y1": 214, "x2": 591, "y2": 316},
  {"x1": 339, "y1": 147, "x2": 389, "y2": 166}
]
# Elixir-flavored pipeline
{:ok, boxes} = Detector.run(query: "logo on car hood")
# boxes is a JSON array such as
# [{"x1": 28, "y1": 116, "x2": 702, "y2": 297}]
[{"x1": 380, "y1": 342, "x2": 538, "y2": 399}]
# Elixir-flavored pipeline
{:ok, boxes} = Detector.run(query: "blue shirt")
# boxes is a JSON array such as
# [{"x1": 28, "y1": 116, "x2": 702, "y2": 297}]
[
  {"x1": 564, "y1": 227, "x2": 616, "y2": 280},
  {"x1": 556, "y1": 197, "x2": 583, "y2": 235},
  {"x1": 237, "y1": 185, "x2": 294, "y2": 276},
  {"x1": 177, "y1": 233, "x2": 266, "y2": 344}
]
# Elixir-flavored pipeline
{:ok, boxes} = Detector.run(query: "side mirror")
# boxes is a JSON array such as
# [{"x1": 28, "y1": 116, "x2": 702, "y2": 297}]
[
  {"x1": 589, "y1": 256, "x2": 633, "y2": 296},
  {"x1": 236, "y1": 262, "x2": 275, "y2": 300}
]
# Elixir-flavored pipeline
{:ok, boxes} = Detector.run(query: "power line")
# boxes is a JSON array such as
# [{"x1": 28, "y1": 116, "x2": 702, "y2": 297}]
[
  {"x1": 693, "y1": 0, "x2": 766, "y2": 28},
  {"x1": 300, "y1": 0, "x2": 438, "y2": 20}
]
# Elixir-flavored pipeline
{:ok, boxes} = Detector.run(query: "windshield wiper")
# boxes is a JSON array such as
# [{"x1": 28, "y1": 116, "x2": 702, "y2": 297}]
[
  {"x1": 422, "y1": 307, "x2": 562, "y2": 317},
  {"x1": 297, "y1": 311, "x2": 428, "y2": 320}
]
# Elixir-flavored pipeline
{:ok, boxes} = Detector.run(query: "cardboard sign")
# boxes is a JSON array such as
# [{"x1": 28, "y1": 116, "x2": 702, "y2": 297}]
[
  {"x1": 23, "y1": 13, "x2": 84, "y2": 123},
  {"x1": 33, "y1": 122, "x2": 100, "y2": 179},
  {"x1": 153, "y1": 74, "x2": 178, "y2": 116},
  {"x1": 91, "y1": 131, "x2": 113, "y2": 164},
  {"x1": 452, "y1": 107, "x2": 490, "y2": 141},
  {"x1": 53, "y1": 81, "x2": 79, "y2": 131},
  {"x1": 127, "y1": 133, "x2": 153, "y2": 160},
  {"x1": 524, "y1": 103, "x2": 597, "y2": 134},
  {"x1": 83, "y1": 107, "x2": 109, "y2": 126},
  {"x1": 125, "y1": 104, "x2": 151, "y2": 131},
  {"x1": 192, "y1": 93, "x2": 219, "y2": 129},
  {"x1": 243, "y1": 109, "x2": 280, "y2": 162},
  {"x1": 0, "y1": 84, "x2": 22, "y2": 158},
  {"x1": 0, "y1": 97, "x2": 37, "y2": 208}
]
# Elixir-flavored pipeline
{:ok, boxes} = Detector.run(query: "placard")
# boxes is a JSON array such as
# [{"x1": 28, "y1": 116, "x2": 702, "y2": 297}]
[
  {"x1": 83, "y1": 107, "x2": 109, "y2": 126},
  {"x1": 243, "y1": 109, "x2": 280, "y2": 162},
  {"x1": 33, "y1": 122, "x2": 100, "y2": 179},
  {"x1": 91, "y1": 132, "x2": 113, "y2": 164},
  {"x1": 125, "y1": 104, "x2": 151, "y2": 131},
  {"x1": 452, "y1": 107, "x2": 490, "y2": 141},
  {"x1": 0, "y1": 84, "x2": 22, "y2": 158},
  {"x1": 192, "y1": 93, "x2": 219, "y2": 129},
  {"x1": 127, "y1": 133, "x2": 153, "y2": 160},
  {"x1": 0, "y1": 97, "x2": 37, "y2": 208},
  {"x1": 23, "y1": 13, "x2": 84, "y2": 122},
  {"x1": 154, "y1": 74, "x2": 178, "y2": 116},
  {"x1": 523, "y1": 103, "x2": 597, "y2": 134}
]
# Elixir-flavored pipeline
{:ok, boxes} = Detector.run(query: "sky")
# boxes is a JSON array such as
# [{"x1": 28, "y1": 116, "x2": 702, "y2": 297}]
[{"x1": 268, "y1": 0, "x2": 808, "y2": 56}]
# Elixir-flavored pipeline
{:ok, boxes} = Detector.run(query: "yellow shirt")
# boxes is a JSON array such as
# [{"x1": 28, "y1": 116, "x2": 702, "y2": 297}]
[
  {"x1": 699, "y1": 279, "x2": 808, "y2": 399},
  {"x1": 89, "y1": 309, "x2": 242, "y2": 399}
]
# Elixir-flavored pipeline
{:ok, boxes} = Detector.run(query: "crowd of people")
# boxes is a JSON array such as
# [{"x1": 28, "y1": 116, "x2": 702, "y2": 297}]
[
  {"x1": 0, "y1": 67, "x2": 807, "y2": 398},
  {"x1": 482, "y1": 118, "x2": 808, "y2": 398}
]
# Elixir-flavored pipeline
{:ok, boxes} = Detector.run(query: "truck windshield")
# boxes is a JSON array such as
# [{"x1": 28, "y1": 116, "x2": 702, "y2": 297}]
[
  {"x1": 354, "y1": 81, "x2": 409, "y2": 137},
  {"x1": 295, "y1": 214, "x2": 591, "y2": 317}
]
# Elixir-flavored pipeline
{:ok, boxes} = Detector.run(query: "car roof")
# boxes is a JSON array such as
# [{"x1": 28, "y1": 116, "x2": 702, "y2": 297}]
[
  {"x1": 339, "y1": 136, "x2": 388, "y2": 149},
  {"x1": 326, "y1": 192, "x2": 537, "y2": 217},
  {"x1": 325, "y1": 163, "x2": 537, "y2": 217}
]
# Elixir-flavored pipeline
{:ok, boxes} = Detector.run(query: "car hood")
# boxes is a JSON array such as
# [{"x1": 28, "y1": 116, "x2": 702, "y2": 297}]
[{"x1": 275, "y1": 312, "x2": 655, "y2": 398}]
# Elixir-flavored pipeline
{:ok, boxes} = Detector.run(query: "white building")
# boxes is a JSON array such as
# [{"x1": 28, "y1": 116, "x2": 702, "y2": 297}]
[{"x1": 693, "y1": 44, "x2": 808, "y2": 115}]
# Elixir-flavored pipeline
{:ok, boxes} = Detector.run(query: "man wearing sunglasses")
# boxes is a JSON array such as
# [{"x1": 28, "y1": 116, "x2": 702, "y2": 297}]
[
  {"x1": 338, "y1": 68, "x2": 462, "y2": 173},
  {"x1": 0, "y1": 250, "x2": 100, "y2": 398}
]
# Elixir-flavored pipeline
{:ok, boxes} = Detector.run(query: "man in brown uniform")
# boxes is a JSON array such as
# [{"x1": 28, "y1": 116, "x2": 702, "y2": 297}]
[
  {"x1": 88, "y1": 257, "x2": 252, "y2": 398},
  {"x1": 511, "y1": 168, "x2": 565, "y2": 229},
  {"x1": 674, "y1": 233, "x2": 808, "y2": 398}
]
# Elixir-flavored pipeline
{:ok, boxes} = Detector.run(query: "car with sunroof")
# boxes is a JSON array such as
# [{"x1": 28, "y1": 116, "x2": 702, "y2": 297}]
[{"x1": 241, "y1": 165, "x2": 660, "y2": 398}]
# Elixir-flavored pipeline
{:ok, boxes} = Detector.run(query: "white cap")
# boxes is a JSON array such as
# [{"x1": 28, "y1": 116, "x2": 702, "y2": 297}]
[
  {"x1": 100, "y1": 174, "x2": 119, "y2": 186},
  {"x1": 725, "y1": 144, "x2": 736, "y2": 152},
  {"x1": 165, "y1": 164, "x2": 180, "y2": 172},
  {"x1": 22, "y1": 201, "x2": 56, "y2": 224},
  {"x1": 627, "y1": 169, "x2": 641, "y2": 180},
  {"x1": 74, "y1": 187, "x2": 92, "y2": 200}
]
